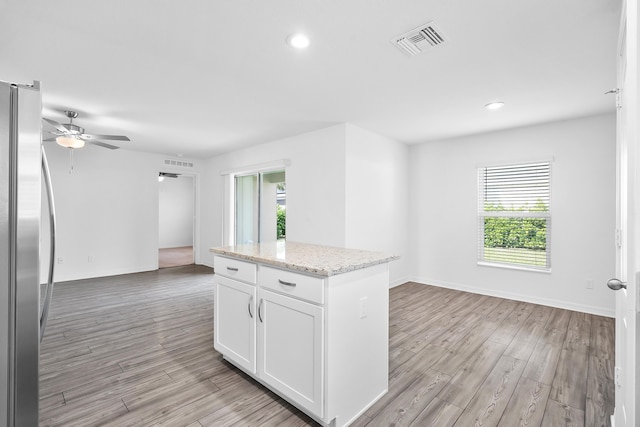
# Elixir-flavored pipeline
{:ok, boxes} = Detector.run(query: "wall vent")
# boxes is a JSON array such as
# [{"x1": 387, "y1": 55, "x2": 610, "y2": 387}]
[
  {"x1": 163, "y1": 159, "x2": 194, "y2": 168},
  {"x1": 392, "y1": 21, "x2": 447, "y2": 57}
]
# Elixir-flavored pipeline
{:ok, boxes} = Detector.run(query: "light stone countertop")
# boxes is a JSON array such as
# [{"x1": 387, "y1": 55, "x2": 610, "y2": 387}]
[{"x1": 210, "y1": 241, "x2": 399, "y2": 277}]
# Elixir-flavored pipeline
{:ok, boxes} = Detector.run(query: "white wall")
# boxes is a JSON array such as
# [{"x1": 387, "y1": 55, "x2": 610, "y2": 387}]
[
  {"x1": 409, "y1": 113, "x2": 617, "y2": 316},
  {"x1": 345, "y1": 124, "x2": 410, "y2": 286},
  {"x1": 159, "y1": 175, "x2": 194, "y2": 248},
  {"x1": 41, "y1": 144, "x2": 200, "y2": 282}
]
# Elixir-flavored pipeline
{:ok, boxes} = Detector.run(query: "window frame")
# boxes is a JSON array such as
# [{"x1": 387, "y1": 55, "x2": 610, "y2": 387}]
[{"x1": 477, "y1": 159, "x2": 552, "y2": 272}]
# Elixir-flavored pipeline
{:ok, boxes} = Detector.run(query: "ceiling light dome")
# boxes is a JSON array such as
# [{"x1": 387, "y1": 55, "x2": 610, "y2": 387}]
[
  {"x1": 287, "y1": 33, "x2": 310, "y2": 49},
  {"x1": 484, "y1": 101, "x2": 505, "y2": 111},
  {"x1": 56, "y1": 136, "x2": 85, "y2": 148}
]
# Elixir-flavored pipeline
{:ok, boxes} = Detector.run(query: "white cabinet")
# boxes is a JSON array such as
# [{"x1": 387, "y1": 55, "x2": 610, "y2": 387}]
[
  {"x1": 257, "y1": 288, "x2": 324, "y2": 417},
  {"x1": 213, "y1": 256, "x2": 257, "y2": 373},
  {"x1": 213, "y1": 256, "x2": 257, "y2": 284},
  {"x1": 214, "y1": 275, "x2": 256, "y2": 373},
  {"x1": 260, "y1": 265, "x2": 324, "y2": 304},
  {"x1": 213, "y1": 253, "x2": 390, "y2": 427}
]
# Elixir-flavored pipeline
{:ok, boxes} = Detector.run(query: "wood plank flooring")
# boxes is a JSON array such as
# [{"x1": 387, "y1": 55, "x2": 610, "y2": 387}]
[
  {"x1": 158, "y1": 246, "x2": 194, "y2": 268},
  {"x1": 39, "y1": 267, "x2": 615, "y2": 426}
]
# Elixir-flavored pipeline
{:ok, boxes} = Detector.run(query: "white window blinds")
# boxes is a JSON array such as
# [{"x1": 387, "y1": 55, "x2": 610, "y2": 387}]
[{"x1": 478, "y1": 161, "x2": 551, "y2": 270}]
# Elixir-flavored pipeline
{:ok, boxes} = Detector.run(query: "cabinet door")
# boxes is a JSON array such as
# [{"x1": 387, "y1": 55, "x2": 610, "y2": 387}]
[
  {"x1": 214, "y1": 275, "x2": 256, "y2": 373},
  {"x1": 257, "y1": 289, "x2": 324, "y2": 418}
]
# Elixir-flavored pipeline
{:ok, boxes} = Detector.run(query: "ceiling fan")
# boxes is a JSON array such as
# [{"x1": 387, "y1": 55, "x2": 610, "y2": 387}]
[
  {"x1": 42, "y1": 110, "x2": 131, "y2": 173},
  {"x1": 43, "y1": 110, "x2": 130, "y2": 150}
]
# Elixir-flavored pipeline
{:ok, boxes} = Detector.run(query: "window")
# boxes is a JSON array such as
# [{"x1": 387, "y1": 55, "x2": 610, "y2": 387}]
[{"x1": 478, "y1": 161, "x2": 551, "y2": 271}]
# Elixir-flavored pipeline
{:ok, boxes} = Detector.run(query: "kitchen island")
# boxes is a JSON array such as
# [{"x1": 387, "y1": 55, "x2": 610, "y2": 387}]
[{"x1": 210, "y1": 241, "x2": 398, "y2": 427}]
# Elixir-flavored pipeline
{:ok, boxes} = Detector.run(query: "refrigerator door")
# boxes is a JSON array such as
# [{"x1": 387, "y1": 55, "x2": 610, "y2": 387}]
[{"x1": 0, "y1": 81, "x2": 42, "y2": 427}]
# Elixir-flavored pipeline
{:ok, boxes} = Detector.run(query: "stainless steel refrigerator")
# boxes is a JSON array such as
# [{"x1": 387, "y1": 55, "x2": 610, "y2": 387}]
[{"x1": 1, "y1": 80, "x2": 57, "y2": 426}]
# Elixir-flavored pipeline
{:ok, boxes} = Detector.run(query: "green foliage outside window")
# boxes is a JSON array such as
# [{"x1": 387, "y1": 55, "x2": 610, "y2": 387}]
[
  {"x1": 483, "y1": 200, "x2": 548, "y2": 251},
  {"x1": 484, "y1": 217, "x2": 547, "y2": 250},
  {"x1": 277, "y1": 205, "x2": 286, "y2": 239}
]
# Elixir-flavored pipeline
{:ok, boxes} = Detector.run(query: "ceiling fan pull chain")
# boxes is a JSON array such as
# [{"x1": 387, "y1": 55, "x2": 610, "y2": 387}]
[{"x1": 69, "y1": 148, "x2": 74, "y2": 174}]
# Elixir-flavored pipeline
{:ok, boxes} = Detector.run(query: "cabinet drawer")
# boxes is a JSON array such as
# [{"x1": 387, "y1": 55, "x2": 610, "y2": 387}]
[
  {"x1": 259, "y1": 266, "x2": 324, "y2": 305},
  {"x1": 214, "y1": 256, "x2": 257, "y2": 284}
]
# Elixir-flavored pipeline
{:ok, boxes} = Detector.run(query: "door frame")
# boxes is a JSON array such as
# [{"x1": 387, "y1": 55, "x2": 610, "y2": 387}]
[{"x1": 157, "y1": 170, "x2": 200, "y2": 266}]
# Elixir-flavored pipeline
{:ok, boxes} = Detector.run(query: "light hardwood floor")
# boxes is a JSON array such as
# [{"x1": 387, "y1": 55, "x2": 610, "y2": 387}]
[
  {"x1": 159, "y1": 246, "x2": 194, "y2": 268},
  {"x1": 39, "y1": 266, "x2": 614, "y2": 426}
]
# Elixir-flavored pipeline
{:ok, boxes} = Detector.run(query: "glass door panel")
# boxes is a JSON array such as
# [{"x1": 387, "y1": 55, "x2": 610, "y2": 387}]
[{"x1": 235, "y1": 174, "x2": 259, "y2": 244}]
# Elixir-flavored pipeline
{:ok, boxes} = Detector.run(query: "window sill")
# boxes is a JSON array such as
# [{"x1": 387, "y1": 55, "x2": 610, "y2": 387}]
[{"x1": 477, "y1": 261, "x2": 551, "y2": 274}]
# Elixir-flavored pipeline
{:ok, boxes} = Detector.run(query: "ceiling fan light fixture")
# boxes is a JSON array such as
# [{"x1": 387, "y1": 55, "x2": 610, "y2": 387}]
[{"x1": 56, "y1": 136, "x2": 85, "y2": 149}]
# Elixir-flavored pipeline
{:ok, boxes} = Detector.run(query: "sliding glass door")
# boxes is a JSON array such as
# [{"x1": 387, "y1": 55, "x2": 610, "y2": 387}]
[
  {"x1": 234, "y1": 170, "x2": 285, "y2": 245},
  {"x1": 235, "y1": 174, "x2": 259, "y2": 245}
]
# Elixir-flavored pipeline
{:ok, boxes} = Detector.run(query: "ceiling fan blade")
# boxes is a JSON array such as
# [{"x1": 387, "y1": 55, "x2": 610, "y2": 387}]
[
  {"x1": 43, "y1": 137, "x2": 57, "y2": 142},
  {"x1": 81, "y1": 134, "x2": 130, "y2": 142},
  {"x1": 87, "y1": 140, "x2": 120, "y2": 150},
  {"x1": 42, "y1": 117, "x2": 67, "y2": 133}
]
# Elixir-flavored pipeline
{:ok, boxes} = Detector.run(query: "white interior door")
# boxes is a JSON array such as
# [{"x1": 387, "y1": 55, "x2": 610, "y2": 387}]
[{"x1": 611, "y1": 4, "x2": 637, "y2": 426}]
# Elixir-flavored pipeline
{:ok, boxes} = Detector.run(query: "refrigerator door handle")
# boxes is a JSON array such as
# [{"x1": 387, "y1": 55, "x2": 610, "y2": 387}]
[{"x1": 40, "y1": 145, "x2": 56, "y2": 342}]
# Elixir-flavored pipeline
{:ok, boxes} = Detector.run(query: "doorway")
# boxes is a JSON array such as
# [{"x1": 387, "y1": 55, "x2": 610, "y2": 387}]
[{"x1": 158, "y1": 173, "x2": 195, "y2": 268}]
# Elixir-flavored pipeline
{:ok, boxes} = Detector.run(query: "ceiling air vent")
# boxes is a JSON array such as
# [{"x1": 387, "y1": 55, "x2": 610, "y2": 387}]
[
  {"x1": 392, "y1": 21, "x2": 447, "y2": 57},
  {"x1": 163, "y1": 159, "x2": 194, "y2": 169}
]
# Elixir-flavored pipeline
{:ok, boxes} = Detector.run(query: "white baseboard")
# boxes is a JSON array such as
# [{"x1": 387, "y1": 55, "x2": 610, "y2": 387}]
[
  {"x1": 409, "y1": 276, "x2": 615, "y2": 318},
  {"x1": 389, "y1": 275, "x2": 410, "y2": 289},
  {"x1": 53, "y1": 264, "x2": 159, "y2": 283},
  {"x1": 52, "y1": 261, "x2": 217, "y2": 284}
]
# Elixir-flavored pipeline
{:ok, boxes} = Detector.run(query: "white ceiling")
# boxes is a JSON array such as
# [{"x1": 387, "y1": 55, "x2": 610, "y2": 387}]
[{"x1": 0, "y1": 0, "x2": 621, "y2": 158}]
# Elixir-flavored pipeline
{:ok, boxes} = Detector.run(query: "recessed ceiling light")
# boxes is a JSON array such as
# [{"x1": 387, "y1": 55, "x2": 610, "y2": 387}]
[
  {"x1": 484, "y1": 101, "x2": 505, "y2": 111},
  {"x1": 287, "y1": 33, "x2": 310, "y2": 49}
]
